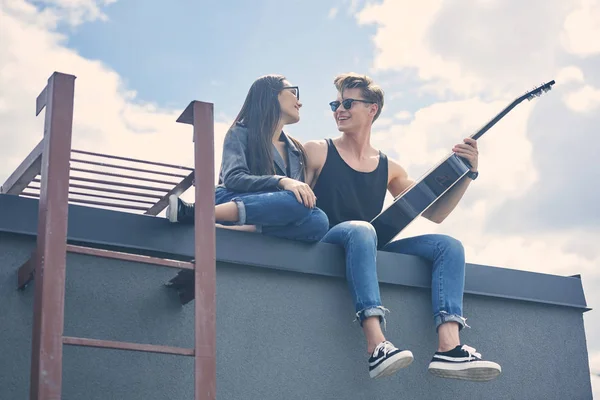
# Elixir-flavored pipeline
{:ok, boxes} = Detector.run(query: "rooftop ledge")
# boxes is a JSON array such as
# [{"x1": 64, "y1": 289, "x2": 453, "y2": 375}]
[{"x1": 0, "y1": 193, "x2": 590, "y2": 312}]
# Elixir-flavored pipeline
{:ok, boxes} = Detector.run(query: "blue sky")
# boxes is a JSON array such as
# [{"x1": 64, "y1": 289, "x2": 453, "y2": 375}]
[
  {"x1": 1, "y1": 0, "x2": 599, "y2": 394},
  {"x1": 56, "y1": 0, "x2": 389, "y2": 142}
]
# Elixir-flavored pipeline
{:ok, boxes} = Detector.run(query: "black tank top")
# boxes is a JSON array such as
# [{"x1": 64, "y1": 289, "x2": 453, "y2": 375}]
[{"x1": 313, "y1": 139, "x2": 388, "y2": 227}]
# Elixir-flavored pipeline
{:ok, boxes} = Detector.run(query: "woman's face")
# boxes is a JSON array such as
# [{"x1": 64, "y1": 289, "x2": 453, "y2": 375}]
[{"x1": 278, "y1": 80, "x2": 302, "y2": 125}]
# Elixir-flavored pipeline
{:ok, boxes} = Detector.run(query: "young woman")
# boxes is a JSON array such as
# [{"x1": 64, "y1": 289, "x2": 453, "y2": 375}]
[{"x1": 167, "y1": 74, "x2": 329, "y2": 243}]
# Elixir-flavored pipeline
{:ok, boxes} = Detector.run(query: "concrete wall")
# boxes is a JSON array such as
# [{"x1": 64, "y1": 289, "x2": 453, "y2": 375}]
[{"x1": 0, "y1": 194, "x2": 594, "y2": 399}]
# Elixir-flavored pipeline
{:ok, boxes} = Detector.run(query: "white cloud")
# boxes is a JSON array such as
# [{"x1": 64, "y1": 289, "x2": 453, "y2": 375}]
[
  {"x1": 0, "y1": 0, "x2": 230, "y2": 211},
  {"x1": 561, "y1": 0, "x2": 600, "y2": 57},
  {"x1": 592, "y1": 374, "x2": 600, "y2": 399},
  {"x1": 394, "y1": 110, "x2": 412, "y2": 121},
  {"x1": 564, "y1": 84, "x2": 600, "y2": 112},
  {"x1": 36, "y1": 0, "x2": 117, "y2": 26},
  {"x1": 556, "y1": 66, "x2": 585, "y2": 84},
  {"x1": 373, "y1": 96, "x2": 538, "y2": 196},
  {"x1": 356, "y1": 0, "x2": 578, "y2": 97},
  {"x1": 357, "y1": 0, "x2": 599, "y2": 388},
  {"x1": 328, "y1": 7, "x2": 338, "y2": 19},
  {"x1": 590, "y1": 351, "x2": 600, "y2": 398}
]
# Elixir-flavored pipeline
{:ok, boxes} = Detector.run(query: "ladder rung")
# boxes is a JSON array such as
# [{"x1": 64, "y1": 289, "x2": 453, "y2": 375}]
[
  {"x1": 63, "y1": 336, "x2": 194, "y2": 356},
  {"x1": 66, "y1": 244, "x2": 194, "y2": 270}
]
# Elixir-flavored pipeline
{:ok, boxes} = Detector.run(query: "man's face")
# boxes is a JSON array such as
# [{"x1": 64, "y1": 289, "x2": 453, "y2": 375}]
[{"x1": 332, "y1": 88, "x2": 376, "y2": 132}]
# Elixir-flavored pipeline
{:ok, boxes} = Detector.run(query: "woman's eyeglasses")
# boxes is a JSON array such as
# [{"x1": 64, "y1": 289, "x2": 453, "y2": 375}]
[
  {"x1": 282, "y1": 86, "x2": 299, "y2": 100},
  {"x1": 329, "y1": 98, "x2": 375, "y2": 112}
]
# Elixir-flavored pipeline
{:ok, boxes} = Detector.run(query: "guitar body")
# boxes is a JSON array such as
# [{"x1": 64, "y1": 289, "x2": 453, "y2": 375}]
[
  {"x1": 370, "y1": 79, "x2": 555, "y2": 250},
  {"x1": 371, "y1": 154, "x2": 470, "y2": 249}
]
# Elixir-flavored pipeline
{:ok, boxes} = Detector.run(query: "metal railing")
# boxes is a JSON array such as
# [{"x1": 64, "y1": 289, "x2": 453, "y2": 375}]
[{"x1": 3, "y1": 144, "x2": 196, "y2": 216}]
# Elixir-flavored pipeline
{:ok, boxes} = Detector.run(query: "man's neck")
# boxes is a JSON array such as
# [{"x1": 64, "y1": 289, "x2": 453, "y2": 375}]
[{"x1": 337, "y1": 127, "x2": 374, "y2": 159}]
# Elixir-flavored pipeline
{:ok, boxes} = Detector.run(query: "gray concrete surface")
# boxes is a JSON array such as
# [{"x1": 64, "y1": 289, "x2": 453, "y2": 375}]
[{"x1": 0, "y1": 231, "x2": 593, "y2": 400}]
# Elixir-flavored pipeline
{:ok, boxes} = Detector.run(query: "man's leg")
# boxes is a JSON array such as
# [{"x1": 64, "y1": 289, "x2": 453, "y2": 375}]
[
  {"x1": 321, "y1": 221, "x2": 413, "y2": 378},
  {"x1": 383, "y1": 234, "x2": 501, "y2": 381}
]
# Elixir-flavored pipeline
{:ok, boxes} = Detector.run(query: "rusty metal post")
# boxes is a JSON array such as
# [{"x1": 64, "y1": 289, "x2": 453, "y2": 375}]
[
  {"x1": 177, "y1": 101, "x2": 216, "y2": 400},
  {"x1": 29, "y1": 72, "x2": 76, "y2": 400}
]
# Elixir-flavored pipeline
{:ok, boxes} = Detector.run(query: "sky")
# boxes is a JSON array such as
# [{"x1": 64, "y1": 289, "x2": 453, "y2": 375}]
[{"x1": 1, "y1": 0, "x2": 599, "y2": 394}]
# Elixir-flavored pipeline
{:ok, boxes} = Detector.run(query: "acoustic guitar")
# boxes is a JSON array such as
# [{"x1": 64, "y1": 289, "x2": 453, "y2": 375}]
[{"x1": 370, "y1": 80, "x2": 556, "y2": 249}]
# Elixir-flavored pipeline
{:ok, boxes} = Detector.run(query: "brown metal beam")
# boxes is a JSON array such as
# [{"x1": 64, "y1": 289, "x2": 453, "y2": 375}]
[
  {"x1": 70, "y1": 157, "x2": 189, "y2": 178},
  {"x1": 72, "y1": 149, "x2": 194, "y2": 171},
  {"x1": 20, "y1": 192, "x2": 152, "y2": 211},
  {"x1": 178, "y1": 101, "x2": 216, "y2": 400},
  {"x1": 64, "y1": 189, "x2": 157, "y2": 205},
  {"x1": 17, "y1": 252, "x2": 36, "y2": 290},
  {"x1": 144, "y1": 171, "x2": 194, "y2": 216},
  {"x1": 50, "y1": 182, "x2": 164, "y2": 200},
  {"x1": 70, "y1": 167, "x2": 180, "y2": 186},
  {"x1": 29, "y1": 71, "x2": 76, "y2": 400},
  {"x1": 17, "y1": 243, "x2": 193, "y2": 291},
  {"x1": 63, "y1": 336, "x2": 195, "y2": 357},
  {"x1": 0, "y1": 139, "x2": 44, "y2": 195},
  {"x1": 66, "y1": 244, "x2": 194, "y2": 270},
  {"x1": 32, "y1": 176, "x2": 170, "y2": 193}
]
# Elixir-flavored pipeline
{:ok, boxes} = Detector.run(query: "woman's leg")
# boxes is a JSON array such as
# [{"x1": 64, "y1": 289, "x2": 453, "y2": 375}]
[{"x1": 216, "y1": 189, "x2": 329, "y2": 242}]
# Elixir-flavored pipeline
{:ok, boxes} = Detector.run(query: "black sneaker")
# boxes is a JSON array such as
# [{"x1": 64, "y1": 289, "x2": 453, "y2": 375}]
[
  {"x1": 428, "y1": 344, "x2": 501, "y2": 381},
  {"x1": 166, "y1": 195, "x2": 195, "y2": 223},
  {"x1": 368, "y1": 341, "x2": 414, "y2": 379}
]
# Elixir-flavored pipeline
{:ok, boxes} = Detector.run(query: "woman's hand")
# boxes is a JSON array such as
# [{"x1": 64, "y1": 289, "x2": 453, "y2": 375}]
[{"x1": 278, "y1": 178, "x2": 317, "y2": 208}]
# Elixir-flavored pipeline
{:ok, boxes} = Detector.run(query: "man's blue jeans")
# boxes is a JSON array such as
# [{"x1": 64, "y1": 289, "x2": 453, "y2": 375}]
[
  {"x1": 320, "y1": 221, "x2": 467, "y2": 331},
  {"x1": 215, "y1": 187, "x2": 329, "y2": 243}
]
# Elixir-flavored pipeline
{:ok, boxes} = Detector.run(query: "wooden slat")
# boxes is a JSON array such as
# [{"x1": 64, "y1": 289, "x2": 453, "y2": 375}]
[
  {"x1": 66, "y1": 244, "x2": 194, "y2": 270},
  {"x1": 63, "y1": 336, "x2": 195, "y2": 356}
]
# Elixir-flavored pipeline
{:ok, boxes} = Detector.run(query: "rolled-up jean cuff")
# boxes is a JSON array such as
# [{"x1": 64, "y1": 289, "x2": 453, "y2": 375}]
[
  {"x1": 434, "y1": 312, "x2": 468, "y2": 331},
  {"x1": 231, "y1": 198, "x2": 246, "y2": 225},
  {"x1": 356, "y1": 306, "x2": 388, "y2": 326}
]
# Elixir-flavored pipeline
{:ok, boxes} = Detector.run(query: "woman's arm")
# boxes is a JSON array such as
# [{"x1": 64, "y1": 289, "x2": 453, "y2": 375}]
[{"x1": 219, "y1": 125, "x2": 286, "y2": 192}]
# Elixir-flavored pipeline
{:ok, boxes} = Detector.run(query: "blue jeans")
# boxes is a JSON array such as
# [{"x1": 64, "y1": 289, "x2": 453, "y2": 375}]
[
  {"x1": 320, "y1": 221, "x2": 467, "y2": 331},
  {"x1": 215, "y1": 187, "x2": 329, "y2": 243}
]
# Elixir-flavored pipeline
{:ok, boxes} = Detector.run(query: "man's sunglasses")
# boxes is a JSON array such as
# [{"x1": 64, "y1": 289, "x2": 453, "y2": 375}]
[
  {"x1": 282, "y1": 86, "x2": 300, "y2": 100},
  {"x1": 329, "y1": 98, "x2": 375, "y2": 112}
]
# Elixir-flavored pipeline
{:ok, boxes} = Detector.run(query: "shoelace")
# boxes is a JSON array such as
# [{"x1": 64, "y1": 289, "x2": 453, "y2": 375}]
[
  {"x1": 461, "y1": 344, "x2": 482, "y2": 360},
  {"x1": 374, "y1": 341, "x2": 396, "y2": 357}
]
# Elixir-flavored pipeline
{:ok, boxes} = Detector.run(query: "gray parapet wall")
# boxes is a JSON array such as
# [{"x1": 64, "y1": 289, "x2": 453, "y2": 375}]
[{"x1": 0, "y1": 194, "x2": 593, "y2": 399}]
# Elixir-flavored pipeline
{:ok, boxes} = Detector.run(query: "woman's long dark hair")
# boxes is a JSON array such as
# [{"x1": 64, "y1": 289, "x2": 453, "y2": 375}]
[{"x1": 231, "y1": 74, "x2": 307, "y2": 176}]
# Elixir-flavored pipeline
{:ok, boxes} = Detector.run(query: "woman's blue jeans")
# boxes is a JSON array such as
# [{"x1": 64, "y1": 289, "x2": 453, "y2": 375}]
[
  {"x1": 215, "y1": 187, "x2": 329, "y2": 243},
  {"x1": 320, "y1": 221, "x2": 467, "y2": 331}
]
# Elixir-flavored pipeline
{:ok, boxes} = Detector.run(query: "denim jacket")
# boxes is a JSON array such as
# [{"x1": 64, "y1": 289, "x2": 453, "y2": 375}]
[{"x1": 217, "y1": 123, "x2": 305, "y2": 192}]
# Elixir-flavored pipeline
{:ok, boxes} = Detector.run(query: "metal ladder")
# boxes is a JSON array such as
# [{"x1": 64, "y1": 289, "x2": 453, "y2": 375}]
[{"x1": 16, "y1": 72, "x2": 216, "y2": 400}]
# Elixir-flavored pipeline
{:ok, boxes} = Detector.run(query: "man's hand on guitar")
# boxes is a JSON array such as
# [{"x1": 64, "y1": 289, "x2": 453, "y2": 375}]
[{"x1": 452, "y1": 138, "x2": 478, "y2": 172}]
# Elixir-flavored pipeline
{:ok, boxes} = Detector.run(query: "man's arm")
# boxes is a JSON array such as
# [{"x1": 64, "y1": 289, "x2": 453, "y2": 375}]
[
  {"x1": 303, "y1": 140, "x2": 328, "y2": 188},
  {"x1": 387, "y1": 138, "x2": 479, "y2": 224},
  {"x1": 421, "y1": 138, "x2": 479, "y2": 223}
]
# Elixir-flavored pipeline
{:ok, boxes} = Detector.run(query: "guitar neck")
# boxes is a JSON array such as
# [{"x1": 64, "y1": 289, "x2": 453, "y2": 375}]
[
  {"x1": 469, "y1": 99, "x2": 523, "y2": 141},
  {"x1": 470, "y1": 79, "x2": 555, "y2": 141}
]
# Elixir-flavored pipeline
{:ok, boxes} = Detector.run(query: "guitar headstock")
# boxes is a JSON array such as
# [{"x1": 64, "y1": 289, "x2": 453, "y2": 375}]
[{"x1": 523, "y1": 80, "x2": 555, "y2": 101}]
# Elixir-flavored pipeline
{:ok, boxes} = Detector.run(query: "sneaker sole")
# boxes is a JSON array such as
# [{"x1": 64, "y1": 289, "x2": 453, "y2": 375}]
[
  {"x1": 370, "y1": 350, "x2": 414, "y2": 379},
  {"x1": 167, "y1": 195, "x2": 178, "y2": 223},
  {"x1": 428, "y1": 361, "x2": 501, "y2": 382}
]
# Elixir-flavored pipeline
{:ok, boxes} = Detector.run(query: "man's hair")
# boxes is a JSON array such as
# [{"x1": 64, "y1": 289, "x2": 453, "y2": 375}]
[{"x1": 333, "y1": 73, "x2": 385, "y2": 122}]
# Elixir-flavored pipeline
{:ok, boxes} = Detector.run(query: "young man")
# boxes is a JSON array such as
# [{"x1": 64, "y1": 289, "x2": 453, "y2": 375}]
[{"x1": 303, "y1": 73, "x2": 502, "y2": 381}]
